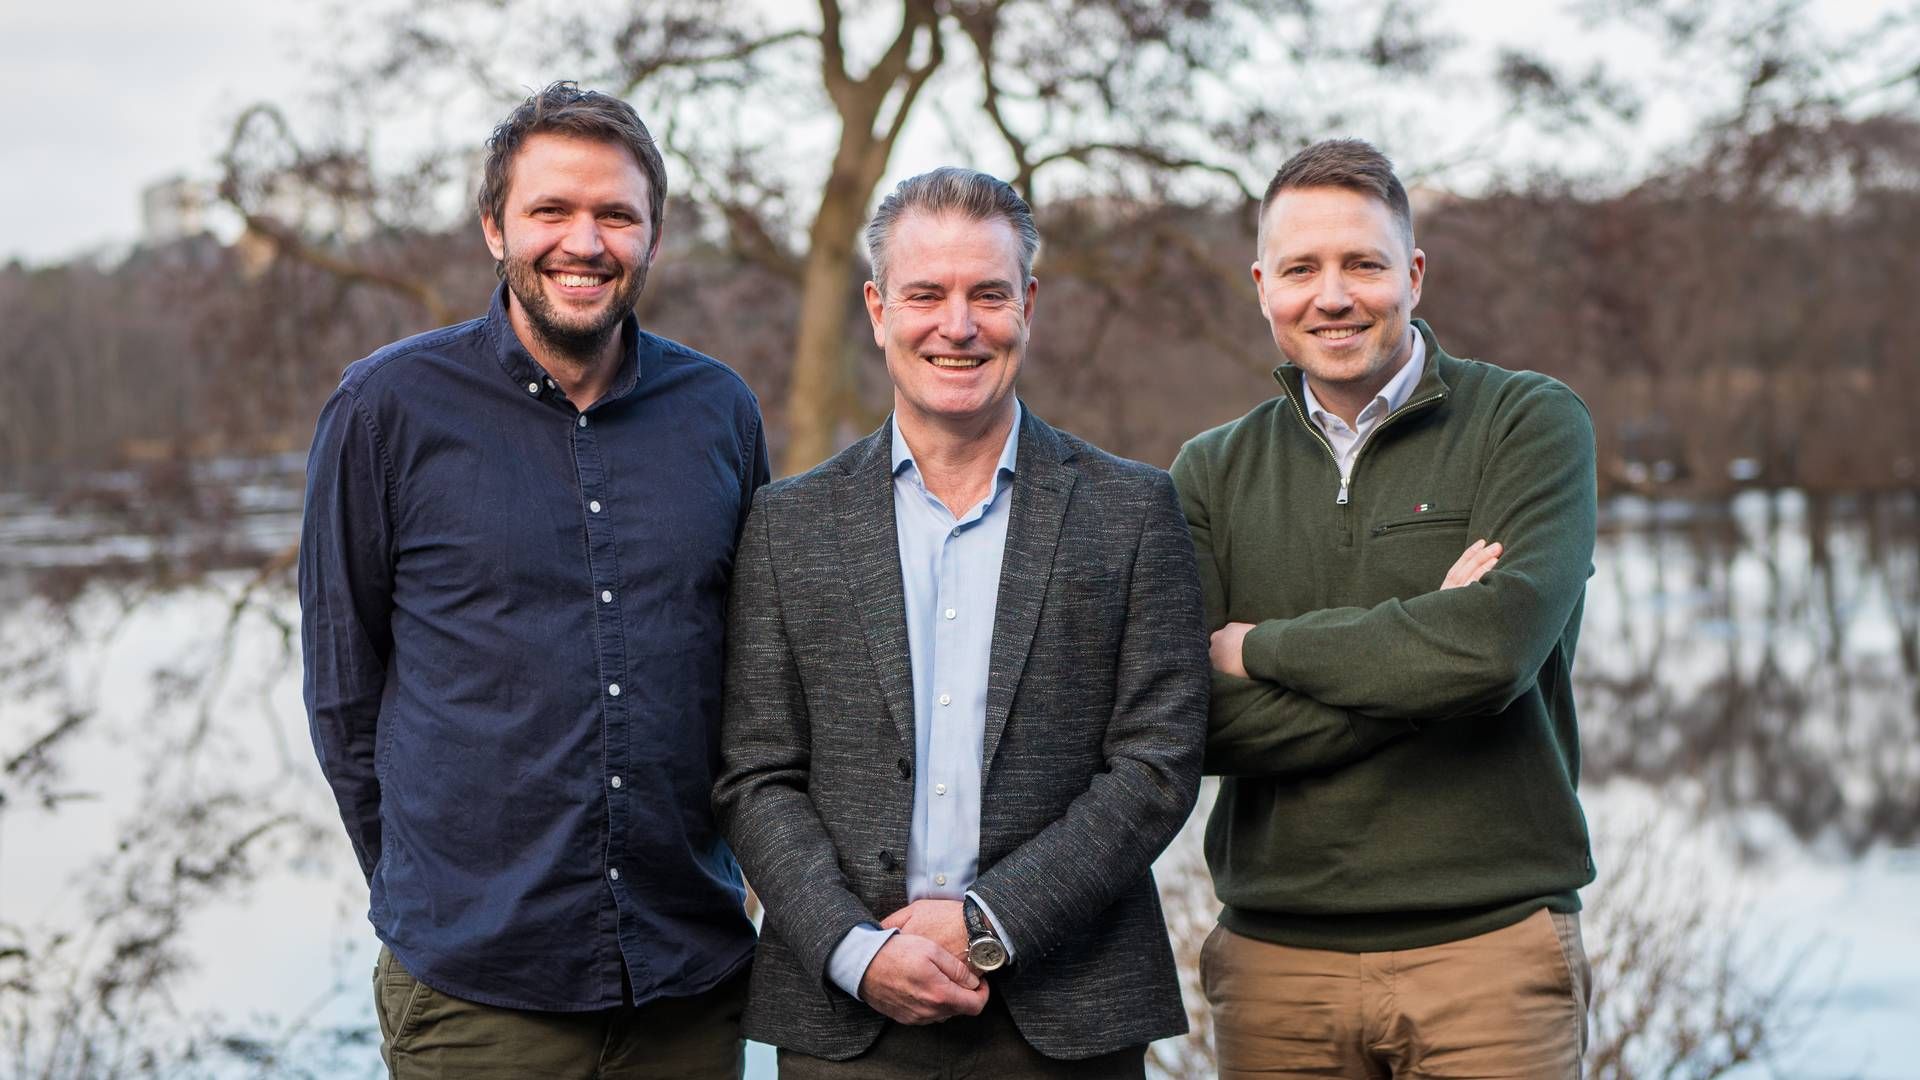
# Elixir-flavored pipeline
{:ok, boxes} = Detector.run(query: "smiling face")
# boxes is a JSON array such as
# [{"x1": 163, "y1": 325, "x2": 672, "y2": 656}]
[
  {"x1": 1253, "y1": 185, "x2": 1425, "y2": 422},
  {"x1": 865, "y1": 210, "x2": 1036, "y2": 439},
  {"x1": 480, "y1": 132, "x2": 659, "y2": 364}
]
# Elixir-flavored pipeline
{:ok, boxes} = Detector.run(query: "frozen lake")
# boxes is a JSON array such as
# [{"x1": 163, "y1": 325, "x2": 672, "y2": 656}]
[{"x1": 2, "y1": 484, "x2": 1915, "y2": 1077}]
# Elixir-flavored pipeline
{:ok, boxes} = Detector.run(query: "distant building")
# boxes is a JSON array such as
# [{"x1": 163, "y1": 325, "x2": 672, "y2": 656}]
[{"x1": 141, "y1": 177, "x2": 217, "y2": 245}]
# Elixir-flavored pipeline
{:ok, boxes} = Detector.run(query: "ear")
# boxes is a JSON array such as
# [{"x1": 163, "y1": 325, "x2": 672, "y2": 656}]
[
  {"x1": 864, "y1": 280, "x2": 887, "y2": 347},
  {"x1": 1407, "y1": 247, "x2": 1426, "y2": 308},
  {"x1": 1250, "y1": 260, "x2": 1266, "y2": 312},
  {"x1": 481, "y1": 213, "x2": 506, "y2": 262},
  {"x1": 1021, "y1": 276, "x2": 1038, "y2": 327},
  {"x1": 647, "y1": 214, "x2": 667, "y2": 263}
]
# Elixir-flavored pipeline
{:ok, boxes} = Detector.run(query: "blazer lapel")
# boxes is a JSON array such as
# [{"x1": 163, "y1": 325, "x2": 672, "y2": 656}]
[
  {"x1": 982, "y1": 409, "x2": 1075, "y2": 774},
  {"x1": 834, "y1": 421, "x2": 918, "y2": 756}
]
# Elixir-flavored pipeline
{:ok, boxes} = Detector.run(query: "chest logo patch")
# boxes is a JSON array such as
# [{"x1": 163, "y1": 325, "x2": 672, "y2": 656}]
[{"x1": 1414, "y1": 503, "x2": 1433, "y2": 513}]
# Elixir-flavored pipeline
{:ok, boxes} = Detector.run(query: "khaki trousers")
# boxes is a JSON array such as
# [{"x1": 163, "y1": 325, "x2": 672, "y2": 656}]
[
  {"x1": 1202, "y1": 908, "x2": 1590, "y2": 1079},
  {"x1": 374, "y1": 945, "x2": 748, "y2": 1079}
]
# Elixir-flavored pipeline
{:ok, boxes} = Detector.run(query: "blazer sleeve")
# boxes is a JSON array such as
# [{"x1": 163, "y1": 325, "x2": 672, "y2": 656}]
[
  {"x1": 967, "y1": 471, "x2": 1208, "y2": 961},
  {"x1": 713, "y1": 489, "x2": 877, "y2": 988},
  {"x1": 1170, "y1": 439, "x2": 1416, "y2": 778}
]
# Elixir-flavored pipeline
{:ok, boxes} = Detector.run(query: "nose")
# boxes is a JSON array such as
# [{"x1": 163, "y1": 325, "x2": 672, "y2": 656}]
[
  {"x1": 1314, "y1": 271, "x2": 1352, "y2": 313},
  {"x1": 559, "y1": 212, "x2": 605, "y2": 259},
  {"x1": 936, "y1": 293, "x2": 977, "y2": 343}
]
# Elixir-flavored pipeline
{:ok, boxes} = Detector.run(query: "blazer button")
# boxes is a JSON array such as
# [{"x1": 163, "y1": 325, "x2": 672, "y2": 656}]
[
  {"x1": 877, "y1": 849, "x2": 896, "y2": 869},
  {"x1": 896, "y1": 758, "x2": 911, "y2": 780}
]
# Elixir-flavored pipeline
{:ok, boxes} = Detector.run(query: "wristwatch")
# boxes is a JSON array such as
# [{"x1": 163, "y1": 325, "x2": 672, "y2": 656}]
[{"x1": 963, "y1": 896, "x2": 1008, "y2": 972}]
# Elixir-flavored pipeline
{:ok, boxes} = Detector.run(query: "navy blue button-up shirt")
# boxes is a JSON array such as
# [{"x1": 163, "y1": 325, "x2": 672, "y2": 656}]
[{"x1": 300, "y1": 285, "x2": 765, "y2": 1011}]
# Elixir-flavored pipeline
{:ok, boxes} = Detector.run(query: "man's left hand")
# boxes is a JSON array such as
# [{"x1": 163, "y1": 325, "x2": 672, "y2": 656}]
[
  {"x1": 880, "y1": 898, "x2": 968, "y2": 963},
  {"x1": 1210, "y1": 622, "x2": 1255, "y2": 679}
]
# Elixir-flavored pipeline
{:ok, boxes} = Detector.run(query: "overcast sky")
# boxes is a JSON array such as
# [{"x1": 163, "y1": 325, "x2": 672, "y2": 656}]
[{"x1": 0, "y1": 0, "x2": 1898, "y2": 266}]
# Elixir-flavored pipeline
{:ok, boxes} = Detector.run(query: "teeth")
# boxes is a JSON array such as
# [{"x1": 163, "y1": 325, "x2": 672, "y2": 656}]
[
  {"x1": 928, "y1": 357, "x2": 985, "y2": 368},
  {"x1": 555, "y1": 273, "x2": 606, "y2": 287},
  {"x1": 1316, "y1": 327, "x2": 1362, "y2": 340}
]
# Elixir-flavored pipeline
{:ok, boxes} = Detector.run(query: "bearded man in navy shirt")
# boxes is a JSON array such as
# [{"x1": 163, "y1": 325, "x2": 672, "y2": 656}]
[{"x1": 300, "y1": 81, "x2": 765, "y2": 1079}]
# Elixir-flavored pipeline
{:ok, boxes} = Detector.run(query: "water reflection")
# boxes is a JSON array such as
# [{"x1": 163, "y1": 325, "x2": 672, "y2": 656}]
[{"x1": 1579, "y1": 491, "x2": 1920, "y2": 855}]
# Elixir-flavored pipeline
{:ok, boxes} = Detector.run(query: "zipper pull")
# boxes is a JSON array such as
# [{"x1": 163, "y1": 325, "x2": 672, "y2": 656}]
[{"x1": 1336, "y1": 475, "x2": 1351, "y2": 505}]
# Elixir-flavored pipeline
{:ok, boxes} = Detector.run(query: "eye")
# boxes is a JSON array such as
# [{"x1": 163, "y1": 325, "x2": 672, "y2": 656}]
[
  {"x1": 531, "y1": 206, "x2": 566, "y2": 220},
  {"x1": 601, "y1": 211, "x2": 636, "y2": 226},
  {"x1": 1282, "y1": 264, "x2": 1314, "y2": 277}
]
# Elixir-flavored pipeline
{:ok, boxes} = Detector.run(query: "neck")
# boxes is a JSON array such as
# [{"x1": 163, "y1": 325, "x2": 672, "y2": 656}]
[
  {"x1": 896, "y1": 402, "x2": 1017, "y2": 517},
  {"x1": 509, "y1": 301, "x2": 624, "y2": 412}
]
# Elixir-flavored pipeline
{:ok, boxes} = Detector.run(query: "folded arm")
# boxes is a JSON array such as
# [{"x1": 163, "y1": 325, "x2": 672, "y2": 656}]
[{"x1": 1241, "y1": 383, "x2": 1596, "y2": 721}]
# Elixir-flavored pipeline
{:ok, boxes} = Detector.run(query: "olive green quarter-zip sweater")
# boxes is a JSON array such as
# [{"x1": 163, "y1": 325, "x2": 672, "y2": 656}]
[{"x1": 1170, "y1": 319, "x2": 1596, "y2": 952}]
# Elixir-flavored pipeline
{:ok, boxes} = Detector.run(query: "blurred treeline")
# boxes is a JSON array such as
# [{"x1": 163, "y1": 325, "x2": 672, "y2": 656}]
[
  {"x1": 7, "y1": 114, "x2": 1917, "y2": 494},
  {"x1": 3, "y1": 0, "x2": 1917, "y2": 496}
]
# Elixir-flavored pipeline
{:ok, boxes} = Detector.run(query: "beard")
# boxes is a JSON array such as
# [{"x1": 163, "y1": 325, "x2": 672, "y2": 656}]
[{"x1": 499, "y1": 245, "x2": 651, "y2": 364}]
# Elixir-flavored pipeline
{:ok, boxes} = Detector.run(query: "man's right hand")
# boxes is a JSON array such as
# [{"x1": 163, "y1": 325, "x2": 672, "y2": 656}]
[
  {"x1": 858, "y1": 932, "x2": 989, "y2": 1025},
  {"x1": 1441, "y1": 539, "x2": 1502, "y2": 590}
]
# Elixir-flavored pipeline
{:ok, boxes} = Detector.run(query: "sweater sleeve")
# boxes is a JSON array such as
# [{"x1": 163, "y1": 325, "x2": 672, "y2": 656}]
[
  {"x1": 1239, "y1": 381, "x2": 1597, "y2": 722},
  {"x1": 1172, "y1": 438, "x2": 1416, "y2": 777}
]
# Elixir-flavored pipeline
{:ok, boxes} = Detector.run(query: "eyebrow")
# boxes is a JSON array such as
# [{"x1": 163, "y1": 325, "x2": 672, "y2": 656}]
[{"x1": 895, "y1": 277, "x2": 1018, "y2": 293}]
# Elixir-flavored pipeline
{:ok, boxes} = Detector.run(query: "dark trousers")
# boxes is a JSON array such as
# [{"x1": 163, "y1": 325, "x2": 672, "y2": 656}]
[
  {"x1": 776, "y1": 993, "x2": 1147, "y2": 1079},
  {"x1": 374, "y1": 945, "x2": 748, "y2": 1079}
]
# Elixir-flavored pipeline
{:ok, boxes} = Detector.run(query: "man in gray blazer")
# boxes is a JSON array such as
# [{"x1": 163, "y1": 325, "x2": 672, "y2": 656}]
[{"x1": 714, "y1": 167, "x2": 1209, "y2": 1076}]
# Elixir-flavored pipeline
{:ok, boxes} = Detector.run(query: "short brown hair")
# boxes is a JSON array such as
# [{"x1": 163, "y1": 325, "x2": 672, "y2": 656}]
[
  {"x1": 478, "y1": 82, "x2": 667, "y2": 245},
  {"x1": 1256, "y1": 138, "x2": 1412, "y2": 256}
]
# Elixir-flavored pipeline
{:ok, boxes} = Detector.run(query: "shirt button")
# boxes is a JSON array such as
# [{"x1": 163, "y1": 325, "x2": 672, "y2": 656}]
[
  {"x1": 526, "y1": 381, "x2": 540, "y2": 395},
  {"x1": 944, "y1": 608, "x2": 956, "y2": 620},
  {"x1": 608, "y1": 683, "x2": 621, "y2": 696},
  {"x1": 610, "y1": 775, "x2": 622, "y2": 788},
  {"x1": 938, "y1": 693, "x2": 951, "y2": 706},
  {"x1": 608, "y1": 867, "x2": 620, "y2": 881},
  {"x1": 578, "y1": 415, "x2": 588, "y2": 428},
  {"x1": 601, "y1": 590, "x2": 613, "y2": 603},
  {"x1": 934, "y1": 873, "x2": 947, "y2": 886},
  {"x1": 935, "y1": 783, "x2": 947, "y2": 796},
  {"x1": 589, "y1": 500, "x2": 602, "y2": 513}
]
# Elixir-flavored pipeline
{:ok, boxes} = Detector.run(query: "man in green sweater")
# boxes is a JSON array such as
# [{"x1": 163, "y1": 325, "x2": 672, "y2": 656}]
[{"x1": 1171, "y1": 138, "x2": 1596, "y2": 1077}]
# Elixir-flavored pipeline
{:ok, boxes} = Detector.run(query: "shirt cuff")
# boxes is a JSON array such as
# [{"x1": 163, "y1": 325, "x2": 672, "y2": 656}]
[
  {"x1": 966, "y1": 890, "x2": 1017, "y2": 962},
  {"x1": 826, "y1": 923, "x2": 896, "y2": 1001}
]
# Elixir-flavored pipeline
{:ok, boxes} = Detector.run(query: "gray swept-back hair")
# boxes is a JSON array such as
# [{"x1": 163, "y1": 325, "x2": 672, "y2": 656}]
[{"x1": 865, "y1": 167, "x2": 1040, "y2": 294}]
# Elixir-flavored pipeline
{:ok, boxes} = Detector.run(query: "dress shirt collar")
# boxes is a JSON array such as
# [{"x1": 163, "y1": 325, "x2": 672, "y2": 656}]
[
  {"x1": 1301, "y1": 328, "x2": 1426, "y2": 432},
  {"x1": 483, "y1": 282, "x2": 644, "y2": 406},
  {"x1": 890, "y1": 401, "x2": 1023, "y2": 487}
]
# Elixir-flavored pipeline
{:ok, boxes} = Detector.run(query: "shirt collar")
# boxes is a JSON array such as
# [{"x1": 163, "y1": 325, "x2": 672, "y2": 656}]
[
  {"x1": 1301, "y1": 328, "x2": 1426, "y2": 430},
  {"x1": 891, "y1": 401, "x2": 1023, "y2": 483},
  {"x1": 485, "y1": 282, "x2": 644, "y2": 406}
]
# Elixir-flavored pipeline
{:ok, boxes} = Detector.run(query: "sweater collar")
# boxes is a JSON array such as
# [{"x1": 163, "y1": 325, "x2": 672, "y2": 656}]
[{"x1": 1273, "y1": 317, "x2": 1453, "y2": 418}]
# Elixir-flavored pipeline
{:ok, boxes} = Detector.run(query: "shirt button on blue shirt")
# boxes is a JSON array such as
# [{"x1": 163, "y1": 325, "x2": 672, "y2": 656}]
[
  {"x1": 608, "y1": 683, "x2": 621, "y2": 697},
  {"x1": 589, "y1": 500, "x2": 602, "y2": 513}
]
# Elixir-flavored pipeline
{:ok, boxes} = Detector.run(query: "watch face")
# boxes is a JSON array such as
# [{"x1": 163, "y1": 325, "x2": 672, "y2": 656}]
[{"x1": 968, "y1": 937, "x2": 1008, "y2": 972}]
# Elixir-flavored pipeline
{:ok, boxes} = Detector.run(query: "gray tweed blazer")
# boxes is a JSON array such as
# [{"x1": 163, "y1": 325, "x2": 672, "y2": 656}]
[{"x1": 713, "y1": 407, "x2": 1208, "y2": 1061}]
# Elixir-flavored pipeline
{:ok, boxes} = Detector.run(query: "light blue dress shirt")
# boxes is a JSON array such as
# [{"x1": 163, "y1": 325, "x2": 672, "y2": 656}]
[{"x1": 825, "y1": 404, "x2": 1022, "y2": 1000}]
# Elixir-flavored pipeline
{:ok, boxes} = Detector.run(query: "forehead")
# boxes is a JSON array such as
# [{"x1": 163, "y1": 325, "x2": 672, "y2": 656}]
[
  {"x1": 887, "y1": 211, "x2": 1024, "y2": 284},
  {"x1": 1261, "y1": 186, "x2": 1402, "y2": 260},
  {"x1": 504, "y1": 132, "x2": 651, "y2": 207}
]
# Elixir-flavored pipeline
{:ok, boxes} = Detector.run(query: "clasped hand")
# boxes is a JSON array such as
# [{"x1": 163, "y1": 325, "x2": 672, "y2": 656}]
[{"x1": 858, "y1": 898, "x2": 986, "y2": 1025}]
